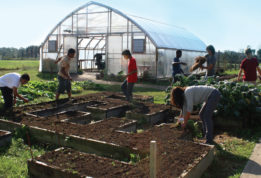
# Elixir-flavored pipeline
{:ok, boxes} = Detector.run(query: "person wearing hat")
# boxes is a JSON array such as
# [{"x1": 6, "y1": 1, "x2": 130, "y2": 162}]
[{"x1": 238, "y1": 48, "x2": 261, "y2": 84}]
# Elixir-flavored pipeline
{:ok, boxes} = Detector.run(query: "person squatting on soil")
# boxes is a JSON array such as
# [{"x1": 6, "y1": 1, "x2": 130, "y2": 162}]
[
  {"x1": 170, "y1": 86, "x2": 221, "y2": 144},
  {"x1": 201, "y1": 45, "x2": 217, "y2": 78},
  {"x1": 237, "y1": 48, "x2": 261, "y2": 84},
  {"x1": 55, "y1": 48, "x2": 76, "y2": 101},
  {"x1": 0, "y1": 73, "x2": 30, "y2": 111},
  {"x1": 172, "y1": 50, "x2": 187, "y2": 84},
  {"x1": 121, "y1": 49, "x2": 137, "y2": 101}
]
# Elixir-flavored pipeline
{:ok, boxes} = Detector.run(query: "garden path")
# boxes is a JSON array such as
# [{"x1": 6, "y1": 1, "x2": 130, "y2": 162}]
[{"x1": 241, "y1": 138, "x2": 261, "y2": 178}]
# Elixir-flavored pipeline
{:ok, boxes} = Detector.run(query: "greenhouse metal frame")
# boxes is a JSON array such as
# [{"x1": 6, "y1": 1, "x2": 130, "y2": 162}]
[{"x1": 39, "y1": 1, "x2": 206, "y2": 78}]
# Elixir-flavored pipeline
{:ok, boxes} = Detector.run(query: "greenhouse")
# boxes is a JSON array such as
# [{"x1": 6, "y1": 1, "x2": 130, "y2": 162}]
[{"x1": 39, "y1": 1, "x2": 206, "y2": 78}]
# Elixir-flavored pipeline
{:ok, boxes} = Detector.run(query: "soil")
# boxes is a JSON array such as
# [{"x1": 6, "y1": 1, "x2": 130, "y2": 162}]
[
  {"x1": 106, "y1": 93, "x2": 153, "y2": 102},
  {"x1": 1, "y1": 92, "x2": 212, "y2": 177},
  {"x1": 217, "y1": 74, "x2": 237, "y2": 81},
  {"x1": 130, "y1": 102, "x2": 169, "y2": 114},
  {"x1": 34, "y1": 125, "x2": 210, "y2": 178},
  {"x1": 37, "y1": 148, "x2": 134, "y2": 178}
]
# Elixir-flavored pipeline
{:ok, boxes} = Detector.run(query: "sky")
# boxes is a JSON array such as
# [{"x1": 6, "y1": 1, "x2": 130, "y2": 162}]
[{"x1": 0, "y1": 0, "x2": 261, "y2": 52}]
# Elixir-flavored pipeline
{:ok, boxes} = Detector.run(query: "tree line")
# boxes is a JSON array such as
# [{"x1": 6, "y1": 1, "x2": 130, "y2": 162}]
[
  {"x1": 0, "y1": 46, "x2": 39, "y2": 60},
  {"x1": 217, "y1": 49, "x2": 261, "y2": 64}
]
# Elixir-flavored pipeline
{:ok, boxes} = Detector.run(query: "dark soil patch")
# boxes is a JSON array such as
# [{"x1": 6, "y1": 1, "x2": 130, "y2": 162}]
[
  {"x1": 37, "y1": 148, "x2": 134, "y2": 178},
  {"x1": 130, "y1": 102, "x2": 168, "y2": 114},
  {"x1": 218, "y1": 74, "x2": 237, "y2": 81}
]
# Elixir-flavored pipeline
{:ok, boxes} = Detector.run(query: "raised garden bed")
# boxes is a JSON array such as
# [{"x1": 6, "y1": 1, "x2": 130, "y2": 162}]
[
  {"x1": 28, "y1": 141, "x2": 214, "y2": 178},
  {"x1": 106, "y1": 93, "x2": 154, "y2": 103},
  {"x1": 0, "y1": 92, "x2": 216, "y2": 177},
  {"x1": 85, "y1": 100, "x2": 129, "y2": 120},
  {"x1": 0, "y1": 129, "x2": 12, "y2": 147},
  {"x1": 126, "y1": 102, "x2": 169, "y2": 125}
]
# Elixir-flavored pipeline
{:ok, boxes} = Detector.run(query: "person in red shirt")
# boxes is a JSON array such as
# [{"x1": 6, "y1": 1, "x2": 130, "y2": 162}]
[
  {"x1": 238, "y1": 48, "x2": 261, "y2": 84},
  {"x1": 121, "y1": 50, "x2": 137, "y2": 101}
]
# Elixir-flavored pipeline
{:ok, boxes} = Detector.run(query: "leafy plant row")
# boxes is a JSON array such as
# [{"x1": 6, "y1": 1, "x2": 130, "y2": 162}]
[
  {"x1": 165, "y1": 75, "x2": 261, "y2": 123},
  {"x1": 0, "y1": 79, "x2": 106, "y2": 106}
]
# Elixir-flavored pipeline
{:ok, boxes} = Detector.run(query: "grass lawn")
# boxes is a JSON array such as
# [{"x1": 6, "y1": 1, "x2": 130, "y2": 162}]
[
  {"x1": 0, "y1": 60, "x2": 56, "y2": 81},
  {"x1": 224, "y1": 69, "x2": 239, "y2": 75},
  {"x1": 0, "y1": 139, "x2": 46, "y2": 178}
]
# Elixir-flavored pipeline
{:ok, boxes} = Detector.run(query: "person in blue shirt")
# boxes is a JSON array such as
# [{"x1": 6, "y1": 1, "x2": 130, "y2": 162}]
[{"x1": 172, "y1": 50, "x2": 186, "y2": 84}]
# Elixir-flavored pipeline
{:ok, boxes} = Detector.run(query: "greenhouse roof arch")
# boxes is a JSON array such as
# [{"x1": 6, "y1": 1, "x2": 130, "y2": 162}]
[{"x1": 41, "y1": 1, "x2": 206, "y2": 52}]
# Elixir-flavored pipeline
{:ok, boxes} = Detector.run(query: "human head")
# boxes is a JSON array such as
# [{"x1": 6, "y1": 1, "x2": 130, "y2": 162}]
[
  {"x1": 245, "y1": 48, "x2": 252, "y2": 59},
  {"x1": 206, "y1": 45, "x2": 215, "y2": 55},
  {"x1": 122, "y1": 49, "x2": 132, "y2": 60},
  {"x1": 67, "y1": 48, "x2": 76, "y2": 58},
  {"x1": 176, "y1": 50, "x2": 182, "y2": 58},
  {"x1": 170, "y1": 87, "x2": 185, "y2": 109},
  {"x1": 20, "y1": 73, "x2": 30, "y2": 85}
]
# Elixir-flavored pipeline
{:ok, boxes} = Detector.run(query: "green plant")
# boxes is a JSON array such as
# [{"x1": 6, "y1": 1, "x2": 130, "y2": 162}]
[
  {"x1": 129, "y1": 153, "x2": 140, "y2": 164},
  {"x1": 186, "y1": 120, "x2": 202, "y2": 138}
]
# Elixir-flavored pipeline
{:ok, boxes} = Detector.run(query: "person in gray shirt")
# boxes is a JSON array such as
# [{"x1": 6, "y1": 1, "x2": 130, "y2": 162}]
[
  {"x1": 170, "y1": 86, "x2": 221, "y2": 144},
  {"x1": 201, "y1": 45, "x2": 216, "y2": 76}
]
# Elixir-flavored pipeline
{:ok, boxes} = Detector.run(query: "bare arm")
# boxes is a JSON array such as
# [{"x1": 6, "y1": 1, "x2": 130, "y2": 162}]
[
  {"x1": 238, "y1": 68, "x2": 243, "y2": 81},
  {"x1": 182, "y1": 111, "x2": 191, "y2": 129},
  {"x1": 257, "y1": 66, "x2": 261, "y2": 76},
  {"x1": 202, "y1": 64, "x2": 214, "y2": 71},
  {"x1": 13, "y1": 87, "x2": 28, "y2": 104},
  {"x1": 55, "y1": 57, "x2": 62, "y2": 64}
]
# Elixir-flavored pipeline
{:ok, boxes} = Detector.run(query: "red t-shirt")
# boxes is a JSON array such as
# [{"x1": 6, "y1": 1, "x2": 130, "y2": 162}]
[
  {"x1": 240, "y1": 58, "x2": 259, "y2": 81},
  {"x1": 127, "y1": 57, "x2": 137, "y2": 83}
]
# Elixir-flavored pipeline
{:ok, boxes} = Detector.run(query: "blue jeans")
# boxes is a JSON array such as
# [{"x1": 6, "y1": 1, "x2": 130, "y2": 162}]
[
  {"x1": 199, "y1": 89, "x2": 221, "y2": 143},
  {"x1": 121, "y1": 80, "x2": 135, "y2": 101}
]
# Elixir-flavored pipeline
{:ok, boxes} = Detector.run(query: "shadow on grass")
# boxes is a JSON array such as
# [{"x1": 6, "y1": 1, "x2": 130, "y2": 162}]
[
  {"x1": 202, "y1": 142, "x2": 250, "y2": 178},
  {"x1": 0, "y1": 142, "x2": 11, "y2": 153},
  {"x1": 216, "y1": 127, "x2": 261, "y2": 143}
]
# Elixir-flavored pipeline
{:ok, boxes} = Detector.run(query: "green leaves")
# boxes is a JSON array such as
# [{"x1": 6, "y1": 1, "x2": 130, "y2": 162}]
[{"x1": 164, "y1": 75, "x2": 261, "y2": 124}]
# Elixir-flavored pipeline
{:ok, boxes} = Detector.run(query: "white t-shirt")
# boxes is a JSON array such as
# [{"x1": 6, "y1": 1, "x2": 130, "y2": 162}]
[
  {"x1": 0, "y1": 73, "x2": 21, "y2": 89},
  {"x1": 182, "y1": 86, "x2": 216, "y2": 115}
]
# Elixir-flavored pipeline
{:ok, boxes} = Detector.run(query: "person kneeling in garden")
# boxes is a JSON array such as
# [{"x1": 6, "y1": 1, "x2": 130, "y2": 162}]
[
  {"x1": 170, "y1": 86, "x2": 221, "y2": 144},
  {"x1": 121, "y1": 49, "x2": 137, "y2": 101},
  {"x1": 55, "y1": 48, "x2": 76, "y2": 101},
  {"x1": 0, "y1": 73, "x2": 30, "y2": 111}
]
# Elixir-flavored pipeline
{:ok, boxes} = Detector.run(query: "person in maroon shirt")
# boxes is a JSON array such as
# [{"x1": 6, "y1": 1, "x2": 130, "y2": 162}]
[
  {"x1": 238, "y1": 48, "x2": 261, "y2": 84},
  {"x1": 121, "y1": 49, "x2": 137, "y2": 101}
]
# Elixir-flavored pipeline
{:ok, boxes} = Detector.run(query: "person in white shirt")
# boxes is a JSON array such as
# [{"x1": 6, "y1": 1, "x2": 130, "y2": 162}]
[{"x1": 0, "y1": 73, "x2": 30, "y2": 110}]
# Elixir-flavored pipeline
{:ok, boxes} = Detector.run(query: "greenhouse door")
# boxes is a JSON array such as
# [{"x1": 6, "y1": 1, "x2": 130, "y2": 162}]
[
  {"x1": 107, "y1": 35, "x2": 126, "y2": 75},
  {"x1": 63, "y1": 36, "x2": 78, "y2": 73}
]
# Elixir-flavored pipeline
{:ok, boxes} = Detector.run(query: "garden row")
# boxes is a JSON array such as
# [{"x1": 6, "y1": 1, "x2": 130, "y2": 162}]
[
  {"x1": 165, "y1": 75, "x2": 261, "y2": 127},
  {"x1": 0, "y1": 92, "x2": 214, "y2": 178}
]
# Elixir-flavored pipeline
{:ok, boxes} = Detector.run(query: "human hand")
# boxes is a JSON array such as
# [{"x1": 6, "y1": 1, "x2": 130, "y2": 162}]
[{"x1": 182, "y1": 62, "x2": 187, "y2": 66}]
